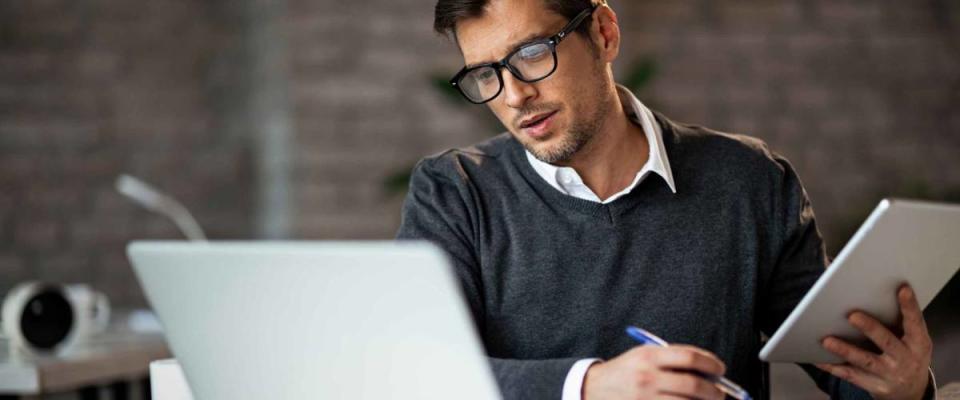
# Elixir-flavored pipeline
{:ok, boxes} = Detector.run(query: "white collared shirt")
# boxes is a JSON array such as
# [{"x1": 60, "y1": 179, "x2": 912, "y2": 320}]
[
  {"x1": 526, "y1": 84, "x2": 676, "y2": 205},
  {"x1": 526, "y1": 85, "x2": 677, "y2": 400}
]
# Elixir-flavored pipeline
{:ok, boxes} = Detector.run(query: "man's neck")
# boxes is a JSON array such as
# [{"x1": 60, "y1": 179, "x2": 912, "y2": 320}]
[{"x1": 560, "y1": 95, "x2": 650, "y2": 201}]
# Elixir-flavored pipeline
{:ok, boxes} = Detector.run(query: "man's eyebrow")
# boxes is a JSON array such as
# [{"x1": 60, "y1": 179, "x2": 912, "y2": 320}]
[{"x1": 463, "y1": 31, "x2": 551, "y2": 69}]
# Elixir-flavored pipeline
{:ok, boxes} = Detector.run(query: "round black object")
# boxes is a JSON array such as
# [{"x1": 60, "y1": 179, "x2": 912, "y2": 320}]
[{"x1": 19, "y1": 288, "x2": 74, "y2": 350}]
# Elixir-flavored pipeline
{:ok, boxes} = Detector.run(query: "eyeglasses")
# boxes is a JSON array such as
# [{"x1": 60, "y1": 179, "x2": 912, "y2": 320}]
[{"x1": 449, "y1": 5, "x2": 598, "y2": 104}]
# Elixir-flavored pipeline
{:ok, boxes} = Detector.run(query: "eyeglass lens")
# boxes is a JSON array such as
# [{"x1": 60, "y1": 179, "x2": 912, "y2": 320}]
[{"x1": 459, "y1": 42, "x2": 555, "y2": 103}]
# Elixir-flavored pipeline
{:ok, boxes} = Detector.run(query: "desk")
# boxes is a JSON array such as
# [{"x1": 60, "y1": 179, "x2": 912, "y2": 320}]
[{"x1": 0, "y1": 332, "x2": 170, "y2": 400}]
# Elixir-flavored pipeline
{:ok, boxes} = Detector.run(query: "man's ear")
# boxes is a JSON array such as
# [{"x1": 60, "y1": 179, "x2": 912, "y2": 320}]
[{"x1": 590, "y1": 5, "x2": 620, "y2": 63}]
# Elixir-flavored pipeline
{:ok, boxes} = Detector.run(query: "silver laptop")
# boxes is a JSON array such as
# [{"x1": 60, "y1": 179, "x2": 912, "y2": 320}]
[{"x1": 127, "y1": 241, "x2": 501, "y2": 400}]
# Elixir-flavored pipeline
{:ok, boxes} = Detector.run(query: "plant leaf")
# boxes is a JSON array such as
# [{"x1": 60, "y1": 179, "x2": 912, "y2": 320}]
[{"x1": 623, "y1": 57, "x2": 658, "y2": 93}]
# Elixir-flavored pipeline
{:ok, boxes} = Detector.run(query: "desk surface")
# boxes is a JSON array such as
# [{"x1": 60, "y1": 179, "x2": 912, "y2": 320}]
[{"x1": 0, "y1": 331, "x2": 170, "y2": 395}]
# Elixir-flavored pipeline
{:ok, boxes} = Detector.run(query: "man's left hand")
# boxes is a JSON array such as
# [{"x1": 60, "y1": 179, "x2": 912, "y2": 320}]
[{"x1": 816, "y1": 284, "x2": 933, "y2": 400}]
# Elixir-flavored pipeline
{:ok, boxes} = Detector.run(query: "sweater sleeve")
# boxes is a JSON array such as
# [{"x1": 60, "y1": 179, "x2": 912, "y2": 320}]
[
  {"x1": 756, "y1": 154, "x2": 872, "y2": 399},
  {"x1": 395, "y1": 158, "x2": 580, "y2": 400}
]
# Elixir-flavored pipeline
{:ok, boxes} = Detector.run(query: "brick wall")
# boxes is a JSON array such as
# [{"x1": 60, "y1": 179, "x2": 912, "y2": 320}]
[
  {"x1": 0, "y1": 1, "x2": 255, "y2": 307},
  {"x1": 285, "y1": 0, "x2": 490, "y2": 239}
]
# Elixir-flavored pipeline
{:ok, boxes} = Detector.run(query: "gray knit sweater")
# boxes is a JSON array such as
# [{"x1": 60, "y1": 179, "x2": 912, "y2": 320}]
[{"x1": 396, "y1": 112, "x2": 870, "y2": 399}]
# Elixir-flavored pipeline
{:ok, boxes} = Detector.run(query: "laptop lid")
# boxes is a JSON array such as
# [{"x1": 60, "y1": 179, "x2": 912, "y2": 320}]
[{"x1": 127, "y1": 241, "x2": 501, "y2": 399}]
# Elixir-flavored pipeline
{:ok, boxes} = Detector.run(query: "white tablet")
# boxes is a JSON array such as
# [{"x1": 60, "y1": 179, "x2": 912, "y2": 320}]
[{"x1": 759, "y1": 199, "x2": 960, "y2": 363}]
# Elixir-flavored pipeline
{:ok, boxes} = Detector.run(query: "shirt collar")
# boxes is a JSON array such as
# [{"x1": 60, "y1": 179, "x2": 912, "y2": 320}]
[{"x1": 525, "y1": 84, "x2": 677, "y2": 198}]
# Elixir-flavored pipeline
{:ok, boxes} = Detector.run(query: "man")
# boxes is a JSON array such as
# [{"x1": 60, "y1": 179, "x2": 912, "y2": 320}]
[{"x1": 396, "y1": 1, "x2": 936, "y2": 399}]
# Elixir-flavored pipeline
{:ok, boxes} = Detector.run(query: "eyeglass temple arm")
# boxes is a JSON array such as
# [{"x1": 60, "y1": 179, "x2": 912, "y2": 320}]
[{"x1": 556, "y1": 4, "x2": 599, "y2": 42}]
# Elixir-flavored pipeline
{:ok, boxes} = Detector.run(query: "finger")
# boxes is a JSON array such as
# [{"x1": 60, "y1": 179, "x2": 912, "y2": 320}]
[
  {"x1": 656, "y1": 372, "x2": 724, "y2": 400},
  {"x1": 847, "y1": 311, "x2": 909, "y2": 359},
  {"x1": 672, "y1": 345, "x2": 728, "y2": 375},
  {"x1": 682, "y1": 346, "x2": 726, "y2": 366},
  {"x1": 815, "y1": 363, "x2": 889, "y2": 395},
  {"x1": 651, "y1": 346, "x2": 726, "y2": 376},
  {"x1": 898, "y1": 284, "x2": 931, "y2": 351},
  {"x1": 821, "y1": 336, "x2": 890, "y2": 376}
]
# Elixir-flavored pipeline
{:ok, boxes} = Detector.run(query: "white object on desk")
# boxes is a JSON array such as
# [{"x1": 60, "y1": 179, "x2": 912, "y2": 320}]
[
  {"x1": 150, "y1": 359, "x2": 193, "y2": 400},
  {"x1": 2, "y1": 282, "x2": 111, "y2": 357},
  {"x1": 64, "y1": 283, "x2": 112, "y2": 336}
]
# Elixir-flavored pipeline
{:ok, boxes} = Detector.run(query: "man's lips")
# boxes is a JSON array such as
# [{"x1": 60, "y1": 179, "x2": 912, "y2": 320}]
[
  {"x1": 518, "y1": 110, "x2": 559, "y2": 140},
  {"x1": 519, "y1": 110, "x2": 558, "y2": 129}
]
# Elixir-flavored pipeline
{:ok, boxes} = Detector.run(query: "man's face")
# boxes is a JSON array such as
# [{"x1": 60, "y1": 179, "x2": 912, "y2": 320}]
[{"x1": 456, "y1": 0, "x2": 614, "y2": 164}]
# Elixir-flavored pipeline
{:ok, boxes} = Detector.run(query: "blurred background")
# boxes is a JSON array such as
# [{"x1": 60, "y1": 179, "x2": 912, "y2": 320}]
[{"x1": 1, "y1": 0, "x2": 958, "y2": 397}]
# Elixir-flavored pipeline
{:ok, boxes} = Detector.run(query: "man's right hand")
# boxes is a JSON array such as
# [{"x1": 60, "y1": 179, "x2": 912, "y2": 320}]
[{"x1": 582, "y1": 345, "x2": 727, "y2": 400}]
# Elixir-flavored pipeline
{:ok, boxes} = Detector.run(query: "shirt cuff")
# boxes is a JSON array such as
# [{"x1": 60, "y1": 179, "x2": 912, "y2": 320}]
[{"x1": 562, "y1": 358, "x2": 603, "y2": 400}]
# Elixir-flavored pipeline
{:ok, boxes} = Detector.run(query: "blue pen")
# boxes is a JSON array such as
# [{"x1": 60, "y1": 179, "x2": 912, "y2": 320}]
[{"x1": 626, "y1": 326, "x2": 752, "y2": 400}]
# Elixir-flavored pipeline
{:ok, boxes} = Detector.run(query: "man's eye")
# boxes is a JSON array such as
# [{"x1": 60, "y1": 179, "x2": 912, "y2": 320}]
[
  {"x1": 519, "y1": 44, "x2": 549, "y2": 61},
  {"x1": 476, "y1": 69, "x2": 497, "y2": 83}
]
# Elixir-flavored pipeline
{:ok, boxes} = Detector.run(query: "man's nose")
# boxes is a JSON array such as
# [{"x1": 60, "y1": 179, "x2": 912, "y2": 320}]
[{"x1": 501, "y1": 70, "x2": 537, "y2": 109}]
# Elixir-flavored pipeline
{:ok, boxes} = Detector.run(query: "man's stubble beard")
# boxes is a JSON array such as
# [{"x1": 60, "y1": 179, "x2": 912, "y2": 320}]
[{"x1": 526, "y1": 68, "x2": 614, "y2": 165}]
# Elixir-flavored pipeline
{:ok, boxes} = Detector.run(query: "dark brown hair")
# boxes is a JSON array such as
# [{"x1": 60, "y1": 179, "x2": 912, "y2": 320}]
[{"x1": 434, "y1": 0, "x2": 605, "y2": 39}]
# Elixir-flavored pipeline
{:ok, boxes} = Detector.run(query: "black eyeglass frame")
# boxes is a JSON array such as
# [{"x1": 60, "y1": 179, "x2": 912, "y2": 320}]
[{"x1": 449, "y1": 4, "x2": 599, "y2": 104}]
